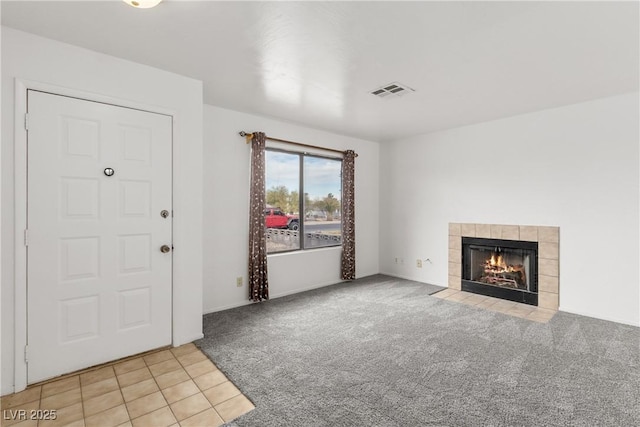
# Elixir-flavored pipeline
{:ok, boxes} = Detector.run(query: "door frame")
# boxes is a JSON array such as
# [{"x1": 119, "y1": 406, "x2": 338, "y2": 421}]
[{"x1": 13, "y1": 79, "x2": 176, "y2": 391}]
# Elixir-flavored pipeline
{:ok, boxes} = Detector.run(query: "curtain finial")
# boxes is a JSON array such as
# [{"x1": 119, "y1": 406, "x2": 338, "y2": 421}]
[{"x1": 239, "y1": 131, "x2": 254, "y2": 144}]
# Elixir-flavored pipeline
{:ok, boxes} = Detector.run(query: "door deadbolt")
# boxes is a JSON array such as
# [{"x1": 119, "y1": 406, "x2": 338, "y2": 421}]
[
  {"x1": 160, "y1": 210, "x2": 170, "y2": 218},
  {"x1": 160, "y1": 245, "x2": 171, "y2": 253},
  {"x1": 103, "y1": 168, "x2": 115, "y2": 177}
]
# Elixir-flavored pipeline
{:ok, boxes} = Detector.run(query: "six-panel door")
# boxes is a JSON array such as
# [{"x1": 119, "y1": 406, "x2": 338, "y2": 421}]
[{"x1": 27, "y1": 90, "x2": 173, "y2": 383}]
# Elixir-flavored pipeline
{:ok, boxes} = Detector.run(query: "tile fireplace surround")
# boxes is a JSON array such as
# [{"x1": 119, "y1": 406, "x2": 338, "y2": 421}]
[{"x1": 448, "y1": 223, "x2": 559, "y2": 311}]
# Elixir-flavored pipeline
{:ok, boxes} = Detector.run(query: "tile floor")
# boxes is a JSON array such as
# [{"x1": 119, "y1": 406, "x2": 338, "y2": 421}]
[
  {"x1": 1, "y1": 344, "x2": 254, "y2": 427},
  {"x1": 432, "y1": 288, "x2": 557, "y2": 323}
]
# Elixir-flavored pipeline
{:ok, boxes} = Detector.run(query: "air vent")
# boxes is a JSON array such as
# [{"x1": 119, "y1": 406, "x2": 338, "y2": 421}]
[{"x1": 369, "y1": 82, "x2": 415, "y2": 98}]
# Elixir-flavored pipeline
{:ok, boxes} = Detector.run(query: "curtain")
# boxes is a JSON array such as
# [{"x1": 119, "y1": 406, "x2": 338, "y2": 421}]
[
  {"x1": 248, "y1": 132, "x2": 269, "y2": 301},
  {"x1": 341, "y1": 150, "x2": 356, "y2": 280}
]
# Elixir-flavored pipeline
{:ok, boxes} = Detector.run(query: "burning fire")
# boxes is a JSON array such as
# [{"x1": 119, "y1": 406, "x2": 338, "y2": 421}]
[
  {"x1": 486, "y1": 252, "x2": 518, "y2": 273},
  {"x1": 481, "y1": 251, "x2": 527, "y2": 289},
  {"x1": 489, "y1": 254, "x2": 505, "y2": 269},
  {"x1": 486, "y1": 255, "x2": 518, "y2": 274}
]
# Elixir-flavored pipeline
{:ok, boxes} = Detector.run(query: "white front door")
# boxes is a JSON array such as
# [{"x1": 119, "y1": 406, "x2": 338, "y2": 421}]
[{"x1": 27, "y1": 90, "x2": 173, "y2": 383}]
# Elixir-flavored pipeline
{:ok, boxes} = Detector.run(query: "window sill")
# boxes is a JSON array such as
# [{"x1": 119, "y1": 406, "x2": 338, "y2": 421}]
[{"x1": 267, "y1": 245, "x2": 342, "y2": 258}]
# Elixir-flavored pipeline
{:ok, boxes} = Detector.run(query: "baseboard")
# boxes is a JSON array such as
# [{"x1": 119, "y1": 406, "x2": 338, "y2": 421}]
[
  {"x1": 203, "y1": 300, "x2": 252, "y2": 315},
  {"x1": 202, "y1": 280, "x2": 342, "y2": 314},
  {"x1": 203, "y1": 275, "x2": 639, "y2": 328},
  {"x1": 2, "y1": 384, "x2": 15, "y2": 397},
  {"x1": 357, "y1": 270, "x2": 381, "y2": 280},
  {"x1": 174, "y1": 333, "x2": 204, "y2": 346},
  {"x1": 269, "y1": 279, "x2": 343, "y2": 299},
  {"x1": 378, "y1": 270, "x2": 420, "y2": 283},
  {"x1": 380, "y1": 273, "x2": 638, "y2": 327},
  {"x1": 558, "y1": 306, "x2": 639, "y2": 327},
  {"x1": 203, "y1": 273, "x2": 381, "y2": 315},
  {"x1": 270, "y1": 271, "x2": 384, "y2": 299},
  {"x1": 379, "y1": 271, "x2": 443, "y2": 288}
]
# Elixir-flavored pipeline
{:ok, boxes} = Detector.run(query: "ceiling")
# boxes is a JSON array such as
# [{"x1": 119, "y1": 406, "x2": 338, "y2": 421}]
[{"x1": 2, "y1": 1, "x2": 638, "y2": 142}]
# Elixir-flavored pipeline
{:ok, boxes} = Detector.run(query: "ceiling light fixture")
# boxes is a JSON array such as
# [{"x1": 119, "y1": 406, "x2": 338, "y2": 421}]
[{"x1": 123, "y1": 0, "x2": 162, "y2": 9}]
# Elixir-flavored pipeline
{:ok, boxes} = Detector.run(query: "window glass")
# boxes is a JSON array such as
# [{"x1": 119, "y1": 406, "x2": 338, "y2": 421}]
[
  {"x1": 265, "y1": 149, "x2": 342, "y2": 253},
  {"x1": 265, "y1": 151, "x2": 300, "y2": 253},
  {"x1": 303, "y1": 156, "x2": 342, "y2": 249}
]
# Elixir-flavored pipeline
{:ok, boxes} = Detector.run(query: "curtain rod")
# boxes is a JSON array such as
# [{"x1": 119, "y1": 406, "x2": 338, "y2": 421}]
[{"x1": 238, "y1": 131, "x2": 358, "y2": 157}]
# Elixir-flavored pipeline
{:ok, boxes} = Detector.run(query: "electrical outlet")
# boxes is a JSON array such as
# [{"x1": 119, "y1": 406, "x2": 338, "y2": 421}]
[
  {"x1": 236, "y1": 277, "x2": 243, "y2": 287},
  {"x1": 416, "y1": 259, "x2": 423, "y2": 268}
]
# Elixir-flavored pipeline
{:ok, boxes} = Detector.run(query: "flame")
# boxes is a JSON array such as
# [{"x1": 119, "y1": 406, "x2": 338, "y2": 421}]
[
  {"x1": 489, "y1": 254, "x2": 505, "y2": 268},
  {"x1": 481, "y1": 251, "x2": 527, "y2": 289}
]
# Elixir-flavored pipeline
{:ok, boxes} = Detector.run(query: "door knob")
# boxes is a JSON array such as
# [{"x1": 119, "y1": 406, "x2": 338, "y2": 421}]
[
  {"x1": 160, "y1": 245, "x2": 171, "y2": 253},
  {"x1": 160, "y1": 210, "x2": 170, "y2": 218}
]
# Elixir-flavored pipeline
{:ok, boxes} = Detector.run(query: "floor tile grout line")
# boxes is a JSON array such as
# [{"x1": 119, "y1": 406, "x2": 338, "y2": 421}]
[
  {"x1": 176, "y1": 405, "x2": 212, "y2": 425},
  {"x1": 195, "y1": 347, "x2": 258, "y2": 410},
  {"x1": 169, "y1": 350, "x2": 216, "y2": 423},
  {"x1": 112, "y1": 364, "x2": 133, "y2": 427},
  {"x1": 172, "y1": 347, "x2": 232, "y2": 424},
  {"x1": 77, "y1": 375, "x2": 86, "y2": 427},
  {"x1": 3, "y1": 346, "x2": 250, "y2": 427},
  {"x1": 36, "y1": 397, "x2": 40, "y2": 427},
  {"x1": 1, "y1": 392, "x2": 41, "y2": 413},
  {"x1": 141, "y1": 351, "x2": 179, "y2": 426},
  {"x1": 24, "y1": 346, "x2": 172, "y2": 391},
  {"x1": 198, "y1": 380, "x2": 242, "y2": 413}
]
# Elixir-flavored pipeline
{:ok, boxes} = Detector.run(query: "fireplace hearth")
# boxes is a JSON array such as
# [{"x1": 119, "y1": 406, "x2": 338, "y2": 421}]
[{"x1": 462, "y1": 237, "x2": 538, "y2": 305}]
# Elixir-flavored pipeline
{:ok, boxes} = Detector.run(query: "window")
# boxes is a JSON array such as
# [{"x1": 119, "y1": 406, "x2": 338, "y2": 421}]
[{"x1": 265, "y1": 149, "x2": 342, "y2": 254}]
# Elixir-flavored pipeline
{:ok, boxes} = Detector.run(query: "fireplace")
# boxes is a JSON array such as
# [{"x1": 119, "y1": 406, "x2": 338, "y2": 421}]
[
  {"x1": 448, "y1": 223, "x2": 558, "y2": 311},
  {"x1": 462, "y1": 237, "x2": 538, "y2": 305}
]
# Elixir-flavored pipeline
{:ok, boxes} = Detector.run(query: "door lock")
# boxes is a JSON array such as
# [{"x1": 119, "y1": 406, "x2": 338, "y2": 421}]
[
  {"x1": 160, "y1": 245, "x2": 171, "y2": 253},
  {"x1": 160, "y1": 210, "x2": 170, "y2": 218}
]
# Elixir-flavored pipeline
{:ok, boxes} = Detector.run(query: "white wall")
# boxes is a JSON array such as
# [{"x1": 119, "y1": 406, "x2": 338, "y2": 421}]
[
  {"x1": 203, "y1": 105, "x2": 380, "y2": 313},
  {"x1": 1, "y1": 27, "x2": 204, "y2": 394},
  {"x1": 380, "y1": 92, "x2": 640, "y2": 326}
]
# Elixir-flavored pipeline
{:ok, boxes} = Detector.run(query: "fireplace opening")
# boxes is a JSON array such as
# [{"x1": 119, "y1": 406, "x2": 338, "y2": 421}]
[{"x1": 462, "y1": 237, "x2": 538, "y2": 305}]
